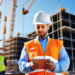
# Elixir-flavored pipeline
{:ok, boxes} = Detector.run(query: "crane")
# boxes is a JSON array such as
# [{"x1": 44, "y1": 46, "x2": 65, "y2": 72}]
[
  {"x1": 2, "y1": 0, "x2": 7, "y2": 52},
  {"x1": 3, "y1": 16, "x2": 7, "y2": 51},
  {"x1": 0, "y1": 12, "x2": 2, "y2": 30},
  {"x1": 22, "y1": 0, "x2": 36, "y2": 15},
  {"x1": 21, "y1": 0, "x2": 36, "y2": 36},
  {"x1": 7, "y1": 0, "x2": 17, "y2": 72},
  {"x1": 7, "y1": 0, "x2": 36, "y2": 72}
]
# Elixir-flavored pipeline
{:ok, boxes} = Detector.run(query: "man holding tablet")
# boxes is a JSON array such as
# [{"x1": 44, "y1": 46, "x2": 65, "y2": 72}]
[{"x1": 18, "y1": 10, "x2": 70, "y2": 75}]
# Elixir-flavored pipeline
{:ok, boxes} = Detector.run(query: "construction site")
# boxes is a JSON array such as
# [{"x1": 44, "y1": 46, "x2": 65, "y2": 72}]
[
  {"x1": 0, "y1": 0, "x2": 75, "y2": 75},
  {"x1": 49, "y1": 7, "x2": 75, "y2": 74}
]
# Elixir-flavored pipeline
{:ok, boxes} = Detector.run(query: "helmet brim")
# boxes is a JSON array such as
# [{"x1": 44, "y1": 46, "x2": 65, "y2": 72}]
[{"x1": 33, "y1": 20, "x2": 51, "y2": 25}]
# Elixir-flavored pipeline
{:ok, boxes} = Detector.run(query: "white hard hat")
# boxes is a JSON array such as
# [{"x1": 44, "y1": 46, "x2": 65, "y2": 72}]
[
  {"x1": 33, "y1": 10, "x2": 51, "y2": 24},
  {"x1": 0, "y1": 50, "x2": 4, "y2": 53}
]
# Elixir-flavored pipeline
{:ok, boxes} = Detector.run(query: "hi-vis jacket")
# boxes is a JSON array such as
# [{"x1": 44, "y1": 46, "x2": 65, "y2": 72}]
[
  {"x1": 24, "y1": 38, "x2": 68, "y2": 75},
  {"x1": 0, "y1": 55, "x2": 6, "y2": 72}
]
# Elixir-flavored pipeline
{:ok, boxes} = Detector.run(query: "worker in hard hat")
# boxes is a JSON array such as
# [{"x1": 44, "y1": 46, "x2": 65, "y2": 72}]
[
  {"x1": 0, "y1": 50, "x2": 7, "y2": 75},
  {"x1": 18, "y1": 10, "x2": 70, "y2": 75}
]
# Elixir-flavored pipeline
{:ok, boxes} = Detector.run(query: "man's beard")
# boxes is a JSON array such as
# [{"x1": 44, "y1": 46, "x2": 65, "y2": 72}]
[{"x1": 38, "y1": 31, "x2": 48, "y2": 39}]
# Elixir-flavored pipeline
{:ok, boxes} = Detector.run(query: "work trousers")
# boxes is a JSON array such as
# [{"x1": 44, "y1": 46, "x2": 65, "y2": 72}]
[{"x1": 0, "y1": 71, "x2": 5, "y2": 75}]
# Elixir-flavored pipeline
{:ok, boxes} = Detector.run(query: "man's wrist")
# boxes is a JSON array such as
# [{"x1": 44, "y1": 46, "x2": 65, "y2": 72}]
[
  {"x1": 30, "y1": 66, "x2": 34, "y2": 71},
  {"x1": 53, "y1": 63, "x2": 59, "y2": 72},
  {"x1": 52, "y1": 67, "x2": 55, "y2": 71}
]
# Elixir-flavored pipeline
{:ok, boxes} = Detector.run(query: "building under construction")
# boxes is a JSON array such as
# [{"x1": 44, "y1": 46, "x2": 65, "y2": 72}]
[
  {"x1": 4, "y1": 36, "x2": 31, "y2": 72},
  {"x1": 27, "y1": 7, "x2": 75, "y2": 73},
  {"x1": 4, "y1": 7, "x2": 75, "y2": 75},
  {"x1": 49, "y1": 7, "x2": 75, "y2": 72}
]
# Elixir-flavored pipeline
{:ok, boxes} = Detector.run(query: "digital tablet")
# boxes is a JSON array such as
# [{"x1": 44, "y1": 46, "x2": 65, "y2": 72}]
[{"x1": 32, "y1": 59, "x2": 51, "y2": 69}]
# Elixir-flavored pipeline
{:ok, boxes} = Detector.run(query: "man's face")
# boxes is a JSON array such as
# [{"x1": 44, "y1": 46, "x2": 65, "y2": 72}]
[
  {"x1": 2, "y1": 53, "x2": 4, "y2": 56},
  {"x1": 35, "y1": 24, "x2": 50, "y2": 39}
]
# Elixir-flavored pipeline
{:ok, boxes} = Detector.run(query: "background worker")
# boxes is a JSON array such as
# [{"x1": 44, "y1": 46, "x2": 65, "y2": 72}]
[
  {"x1": 18, "y1": 10, "x2": 70, "y2": 75},
  {"x1": 0, "y1": 50, "x2": 7, "y2": 75}
]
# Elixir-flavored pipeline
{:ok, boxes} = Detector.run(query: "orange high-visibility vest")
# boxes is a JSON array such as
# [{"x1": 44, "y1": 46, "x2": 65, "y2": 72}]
[{"x1": 24, "y1": 38, "x2": 66, "y2": 75}]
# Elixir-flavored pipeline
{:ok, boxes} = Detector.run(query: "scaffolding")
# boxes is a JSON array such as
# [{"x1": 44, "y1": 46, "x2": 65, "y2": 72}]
[
  {"x1": 4, "y1": 6, "x2": 75, "y2": 73},
  {"x1": 7, "y1": 0, "x2": 17, "y2": 71},
  {"x1": 49, "y1": 7, "x2": 75, "y2": 71},
  {"x1": 27, "y1": 31, "x2": 37, "y2": 39},
  {"x1": 27, "y1": 7, "x2": 75, "y2": 72},
  {"x1": 5, "y1": 36, "x2": 31, "y2": 72}
]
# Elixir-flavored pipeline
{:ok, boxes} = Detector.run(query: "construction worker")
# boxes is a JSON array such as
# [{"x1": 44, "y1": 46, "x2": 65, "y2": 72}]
[
  {"x1": 18, "y1": 10, "x2": 70, "y2": 75},
  {"x1": 0, "y1": 50, "x2": 7, "y2": 75}
]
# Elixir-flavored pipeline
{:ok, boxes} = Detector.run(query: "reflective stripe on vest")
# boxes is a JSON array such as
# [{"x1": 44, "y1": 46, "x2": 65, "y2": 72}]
[
  {"x1": 0, "y1": 63, "x2": 4, "y2": 64},
  {"x1": 24, "y1": 38, "x2": 66, "y2": 75}
]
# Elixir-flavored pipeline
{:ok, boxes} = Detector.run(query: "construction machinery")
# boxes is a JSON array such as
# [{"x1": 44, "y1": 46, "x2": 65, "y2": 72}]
[
  {"x1": 6, "y1": 0, "x2": 36, "y2": 72},
  {"x1": 0, "y1": 11, "x2": 2, "y2": 30},
  {"x1": 7, "y1": 0, "x2": 17, "y2": 72},
  {"x1": 0, "y1": 11, "x2": 2, "y2": 49},
  {"x1": 22, "y1": 0, "x2": 36, "y2": 15},
  {"x1": 3, "y1": 16, "x2": 7, "y2": 51},
  {"x1": 0, "y1": 0, "x2": 36, "y2": 73}
]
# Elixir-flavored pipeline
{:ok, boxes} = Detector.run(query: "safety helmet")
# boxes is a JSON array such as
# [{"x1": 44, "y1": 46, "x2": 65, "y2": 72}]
[
  {"x1": 33, "y1": 10, "x2": 51, "y2": 24},
  {"x1": 0, "y1": 50, "x2": 4, "y2": 54}
]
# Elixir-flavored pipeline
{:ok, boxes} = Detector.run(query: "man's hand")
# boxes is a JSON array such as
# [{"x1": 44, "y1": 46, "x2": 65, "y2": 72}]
[
  {"x1": 44, "y1": 61, "x2": 55, "y2": 71},
  {"x1": 30, "y1": 62, "x2": 40, "y2": 70}
]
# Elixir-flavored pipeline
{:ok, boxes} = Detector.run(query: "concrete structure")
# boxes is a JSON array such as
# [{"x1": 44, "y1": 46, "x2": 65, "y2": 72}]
[
  {"x1": 27, "y1": 31, "x2": 37, "y2": 39},
  {"x1": 4, "y1": 7, "x2": 75, "y2": 74},
  {"x1": 27, "y1": 7, "x2": 75, "y2": 73},
  {"x1": 49, "y1": 8, "x2": 75, "y2": 72},
  {"x1": 4, "y1": 36, "x2": 31, "y2": 72}
]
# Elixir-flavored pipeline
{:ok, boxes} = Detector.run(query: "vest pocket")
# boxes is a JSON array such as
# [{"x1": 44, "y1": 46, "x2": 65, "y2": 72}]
[{"x1": 29, "y1": 47, "x2": 38, "y2": 59}]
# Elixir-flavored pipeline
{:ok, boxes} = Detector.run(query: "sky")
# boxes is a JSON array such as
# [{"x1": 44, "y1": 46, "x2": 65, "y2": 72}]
[{"x1": 0, "y1": 0, "x2": 75, "y2": 47}]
